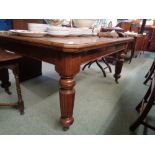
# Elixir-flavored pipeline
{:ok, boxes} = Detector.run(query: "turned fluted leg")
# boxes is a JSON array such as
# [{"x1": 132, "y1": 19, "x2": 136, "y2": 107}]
[
  {"x1": 55, "y1": 54, "x2": 80, "y2": 130},
  {"x1": 59, "y1": 77, "x2": 75, "y2": 130},
  {"x1": 114, "y1": 50, "x2": 125, "y2": 83}
]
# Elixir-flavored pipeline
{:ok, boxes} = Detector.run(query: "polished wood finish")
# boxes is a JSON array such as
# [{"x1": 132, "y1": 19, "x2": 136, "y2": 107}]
[
  {"x1": 0, "y1": 49, "x2": 24, "y2": 114},
  {"x1": 0, "y1": 34, "x2": 133, "y2": 129}
]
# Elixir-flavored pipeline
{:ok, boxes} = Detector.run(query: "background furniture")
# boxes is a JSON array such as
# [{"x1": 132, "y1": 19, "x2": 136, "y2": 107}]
[
  {"x1": 12, "y1": 19, "x2": 43, "y2": 81},
  {"x1": 126, "y1": 34, "x2": 148, "y2": 63},
  {"x1": 0, "y1": 49, "x2": 24, "y2": 114},
  {"x1": 117, "y1": 20, "x2": 155, "y2": 52}
]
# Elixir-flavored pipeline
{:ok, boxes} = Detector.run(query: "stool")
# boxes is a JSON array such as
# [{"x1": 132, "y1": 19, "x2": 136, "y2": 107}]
[
  {"x1": 130, "y1": 73, "x2": 155, "y2": 131},
  {"x1": 143, "y1": 58, "x2": 155, "y2": 85},
  {"x1": 0, "y1": 49, "x2": 24, "y2": 114}
]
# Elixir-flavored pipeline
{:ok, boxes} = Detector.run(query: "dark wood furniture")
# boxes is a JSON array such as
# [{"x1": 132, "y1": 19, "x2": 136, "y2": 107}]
[
  {"x1": 0, "y1": 49, "x2": 24, "y2": 114},
  {"x1": 0, "y1": 20, "x2": 43, "y2": 95},
  {"x1": 130, "y1": 72, "x2": 155, "y2": 131},
  {"x1": 129, "y1": 34, "x2": 147, "y2": 63},
  {"x1": 147, "y1": 26, "x2": 155, "y2": 52},
  {"x1": 0, "y1": 34, "x2": 133, "y2": 129},
  {"x1": 117, "y1": 21, "x2": 155, "y2": 52},
  {"x1": 12, "y1": 19, "x2": 43, "y2": 81}
]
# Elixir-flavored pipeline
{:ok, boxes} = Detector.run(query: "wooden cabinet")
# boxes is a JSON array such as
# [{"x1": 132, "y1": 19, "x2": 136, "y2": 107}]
[{"x1": 13, "y1": 19, "x2": 43, "y2": 81}]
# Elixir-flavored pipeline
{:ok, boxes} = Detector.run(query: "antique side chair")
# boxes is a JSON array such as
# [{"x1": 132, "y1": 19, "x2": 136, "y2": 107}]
[
  {"x1": 130, "y1": 73, "x2": 155, "y2": 131},
  {"x1": 0, "y1": 48, "x2": 24, "y2": 114}
]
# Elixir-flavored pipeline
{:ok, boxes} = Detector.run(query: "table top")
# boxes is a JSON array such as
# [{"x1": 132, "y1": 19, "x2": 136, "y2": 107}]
[{"x1": 0, "y1": 33, "x2": 133, "y2": 52}]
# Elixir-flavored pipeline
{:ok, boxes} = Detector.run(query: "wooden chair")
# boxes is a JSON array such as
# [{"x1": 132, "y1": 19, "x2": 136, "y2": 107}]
[
  {"x1": 82, "y1": 57, "x2": 112, "y2": 77},
  {"x1": 143, "y1": 59, "x2": 155, "y2": 85},
  {"x1": 0, "y1": 49, "x2": 24, "y2": 114},
  {"x1": 130, "y1": 73, "x2": 155, "y2": 131}
]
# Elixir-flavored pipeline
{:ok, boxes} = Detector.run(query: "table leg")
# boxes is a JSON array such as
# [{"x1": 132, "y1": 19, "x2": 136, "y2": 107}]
[
  {"x1": 114, "y1": 50, "x2": 125, "y2": 83},
  {"x1": 0, "y1": 68, "x2": 11, "y2": 94},
  {"x1": 129, "y1": 40, "x2": 136, "y2": 64},
  {"x1": 55, "y1": 55, "x2": 80, "y2": 130},
  {"x1": 59, "y1": 76, "x2": 75, "y2": 130}
]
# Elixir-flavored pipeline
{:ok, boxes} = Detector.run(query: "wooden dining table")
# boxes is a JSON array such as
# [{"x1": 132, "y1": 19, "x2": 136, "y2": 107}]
[{"x1": 0, "y1": 33, "x2": 133, "y2": 130}]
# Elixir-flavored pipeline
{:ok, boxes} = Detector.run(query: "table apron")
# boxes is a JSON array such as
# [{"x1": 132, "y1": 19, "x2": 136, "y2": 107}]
[
  {"x1": 80, "y1": 43, "x2": 127, "y2": 64},
  {"x1": 0, "y1": 39, "x2": 127, "y2": 68}
]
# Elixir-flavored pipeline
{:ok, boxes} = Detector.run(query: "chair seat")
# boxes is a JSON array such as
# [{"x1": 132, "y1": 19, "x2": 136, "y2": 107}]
[{"x1": 0, "y1": 49, "x2": 22, "y2": 67}]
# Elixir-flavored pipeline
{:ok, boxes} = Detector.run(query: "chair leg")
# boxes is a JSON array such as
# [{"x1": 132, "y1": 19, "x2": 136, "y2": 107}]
[
  {"x1": 101, "y1": 57, "x2": 112, "y2": 73},
  {"x1": 82, "y1": 60, "x2": 96, "y2": 71},
  {"x1": 12, "y1": 65, "x2": 24, "y2": 115},
  {"x1": 4, "y1": 87, "x2": 12, "y2": 95},
  {"x1": 136, "y1": 83, "x2": 152, "y2": 112},
  {"x1": 130, "y1": 100, "x2": 154, "y2": 131},
  {"x1": 82, "y1": 59, "x2": 109, "y2": 78},
  {"x1": 0, "y1": 68, "x2": 11, "y2": 94},
  {"x1": 96, "y1": 60, "x2": 106, "y2": 77},
  {"x1": 144, "y1": 59, "x2": 155, "y2": 78},
  {"x1": 143, "y1": 66, "x2": 155, "y2": 85},
  {"x1": 82, "y1": 61, "x2": 92, "y2": 71},
  {"x1": 88, "y1": 61, "x2": 94, "y2": 68}
]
